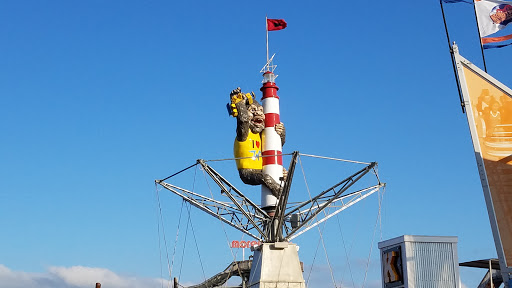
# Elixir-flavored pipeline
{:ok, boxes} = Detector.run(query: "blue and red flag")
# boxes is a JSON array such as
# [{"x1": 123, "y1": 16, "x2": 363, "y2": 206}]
[{"x1": 476, "y1": 0, "x2": 512, "y2": 48}]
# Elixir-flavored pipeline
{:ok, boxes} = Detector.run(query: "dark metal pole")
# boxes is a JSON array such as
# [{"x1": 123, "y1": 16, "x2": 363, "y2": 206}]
[
  {"x1": 274, "y1": 151, "x2": 299, "y2": 242},
  {"x1": 440, "y1": 0, "x2": 466, "y2": 113}
]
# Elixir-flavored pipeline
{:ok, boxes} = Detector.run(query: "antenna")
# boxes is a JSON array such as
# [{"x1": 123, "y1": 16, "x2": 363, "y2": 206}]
[{"x1": 260, "y1": 53, "x2": 277, "y2": 74}]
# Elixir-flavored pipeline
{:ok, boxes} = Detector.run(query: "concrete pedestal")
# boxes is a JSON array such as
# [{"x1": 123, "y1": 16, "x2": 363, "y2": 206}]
[{"x1": 248, "y1": 242, "x2": 305, "y2": 288}]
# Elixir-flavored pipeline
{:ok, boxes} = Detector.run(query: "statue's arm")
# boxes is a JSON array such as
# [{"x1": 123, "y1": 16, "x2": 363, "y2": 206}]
[
  {"x1": 275, "y1": 122, "x2": 286, "y2": 146},
  {"x1": 236, "y1": 100, "x2": 250, "y2": 142}
]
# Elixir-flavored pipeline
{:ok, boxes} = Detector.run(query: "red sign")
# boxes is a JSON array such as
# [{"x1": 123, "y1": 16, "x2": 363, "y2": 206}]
[{"x1": 231, "y1": 240, "x2": 261, "y2": 248}]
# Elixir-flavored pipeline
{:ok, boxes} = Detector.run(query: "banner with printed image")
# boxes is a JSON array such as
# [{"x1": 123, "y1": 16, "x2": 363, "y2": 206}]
[{"x1": 455, "y1": 49, "x2": 512, "y2": 269}]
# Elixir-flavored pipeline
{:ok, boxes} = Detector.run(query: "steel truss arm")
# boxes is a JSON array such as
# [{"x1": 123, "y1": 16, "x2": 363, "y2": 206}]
[
  {"x1": 283, "y1": 162, "x2": 381, "y2": 240},
  {"x1": 156, "y1": 156, "x2": 384, "y2": 243},
  {"x1": 286, "y1": 183, "x2": 384, "y2": 241},
  {"x1": 156, "y1": 160, "x2": 269, "y2": 242}
]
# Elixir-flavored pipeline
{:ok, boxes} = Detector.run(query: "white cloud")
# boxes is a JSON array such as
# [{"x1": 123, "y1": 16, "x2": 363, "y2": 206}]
[
  {"x1": 0, "y1": 264, "x2": 58, "y2": 288},
  {"x1": 0, "y1": 264, "x2": 170, "y2": 288}
]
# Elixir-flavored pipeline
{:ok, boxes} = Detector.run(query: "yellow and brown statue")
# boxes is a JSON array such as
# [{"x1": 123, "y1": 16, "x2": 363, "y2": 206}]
[{"x1": 228, "y1": 87, "x2": 286, "y2": 197}]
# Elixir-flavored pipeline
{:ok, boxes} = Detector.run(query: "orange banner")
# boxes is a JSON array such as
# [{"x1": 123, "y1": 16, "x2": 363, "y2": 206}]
[{"x1": 462, "y1": 64, "x2": 512, "y2": 267}]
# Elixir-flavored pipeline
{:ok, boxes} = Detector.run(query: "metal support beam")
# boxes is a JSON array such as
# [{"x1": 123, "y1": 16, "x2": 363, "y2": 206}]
[
  {"x1": 156, "y1": 155, "x2": 384, "y2": 245},
  {"x1": 156, "y1": 160, "x2": 270, "y2": 241},
  {"x1": 283, "y1": 162, "x2": 378, "y2": 240},
  {"x1": 273, "y1": 151, "x2": 299, "y2": 242}
]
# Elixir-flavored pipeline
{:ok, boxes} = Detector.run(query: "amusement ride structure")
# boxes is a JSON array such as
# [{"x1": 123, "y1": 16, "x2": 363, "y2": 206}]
[
  {"x1": 155, "y1": 55, "x2": 385, "y2": 287},
  {"x1": 154, "y1": 18, "x2": 385, "y2": 288}
]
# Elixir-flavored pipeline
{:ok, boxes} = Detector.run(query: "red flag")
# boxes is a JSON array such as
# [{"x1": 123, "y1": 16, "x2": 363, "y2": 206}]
[{"x1": 267, "y1": 19, "x2": 287, "y2": 31}]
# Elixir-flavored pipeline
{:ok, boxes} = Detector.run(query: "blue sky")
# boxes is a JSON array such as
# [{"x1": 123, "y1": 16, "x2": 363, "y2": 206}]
[{"x1": 1, "y1": 0, "x2": 511, "y2": 287}]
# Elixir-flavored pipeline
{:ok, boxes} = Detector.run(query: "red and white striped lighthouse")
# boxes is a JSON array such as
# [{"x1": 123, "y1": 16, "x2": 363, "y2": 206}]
[{"x1": 260, "y1": 70, "x2": 283, "y2": 212}]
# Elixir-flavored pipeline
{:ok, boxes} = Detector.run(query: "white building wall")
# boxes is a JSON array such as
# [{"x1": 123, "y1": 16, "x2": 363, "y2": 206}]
[{"x1": 379, "y1": 235, "x2": 460, "y2": 288}]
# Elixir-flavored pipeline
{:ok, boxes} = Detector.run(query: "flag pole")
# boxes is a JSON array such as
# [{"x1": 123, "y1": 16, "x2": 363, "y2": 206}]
[
  {"x1": 472, "y1": 0, "x2": 488, "y2": 72},
  {"x1": 266, "y1": 16, "x2": 269, "y2": 65},
  {"x1": 440, "y1": 0, "x2": 465, "y2": 113}
]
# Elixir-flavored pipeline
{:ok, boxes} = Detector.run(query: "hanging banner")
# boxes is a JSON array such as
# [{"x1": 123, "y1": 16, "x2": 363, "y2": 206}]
[{"x1": 454, "y1": 45, "x2": 512, "y2": 270}]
